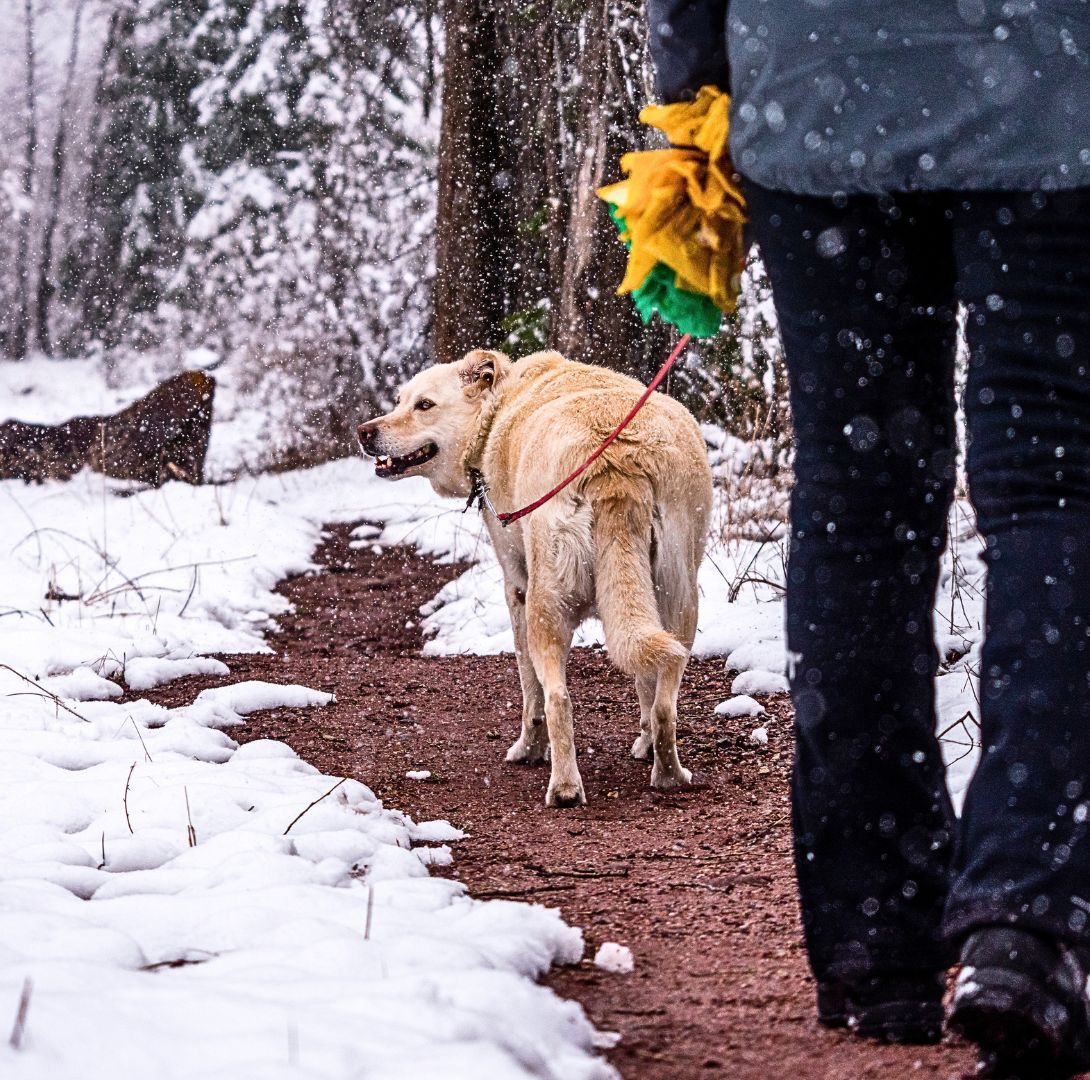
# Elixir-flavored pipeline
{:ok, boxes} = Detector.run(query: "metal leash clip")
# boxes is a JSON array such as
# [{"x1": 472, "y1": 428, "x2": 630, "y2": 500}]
[{"x1": 464, "y1": 468, "x2": 502, "y2": 521}]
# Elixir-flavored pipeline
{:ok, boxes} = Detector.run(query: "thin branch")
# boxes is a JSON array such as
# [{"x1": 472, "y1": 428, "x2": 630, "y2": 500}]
[
  {"x1": 8, "y1": 978, "x2": 32, "y2": 1050},
  {"x1": 183, "y1": 787, "x2": 197, "y2": 847},
  {"x1": 178, "y1": 565, "x2": 199, "y2": 618},
  {"x1": 283, "y1": 778, "x2": 346, "y2": 836},
  {"x1": 129, "y1": 718, "x2": 152, "y2": 763},
  {"x1": 123, "y1": 762, "x2": 136, "y2": 833},
  {"x1": 83, "y1": 555, "x2": 253, "y2": 606},
  {"x1": 526, "y1": 862, "x2": 629, "y2": 880},
  {"x1": 0, "y1": 664, "x2": 89, "y2": 723}
]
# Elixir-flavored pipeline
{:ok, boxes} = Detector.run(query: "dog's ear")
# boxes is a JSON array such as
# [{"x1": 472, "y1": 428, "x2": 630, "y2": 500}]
[{"x1": 458, "y1": 349, "x2": 509, "y2": 396}]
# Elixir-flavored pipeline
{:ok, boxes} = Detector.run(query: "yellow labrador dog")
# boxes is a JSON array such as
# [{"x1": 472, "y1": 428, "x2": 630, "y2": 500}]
[{"x1": 358, "y1": 349, "x2": 712, "y2": 807}]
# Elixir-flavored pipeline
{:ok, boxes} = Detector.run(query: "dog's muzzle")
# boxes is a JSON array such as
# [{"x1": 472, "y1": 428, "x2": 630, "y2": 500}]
[
  {"x1": 357, "y1": 420, "x2": 439, "y2": 478},
  {"x1": 357, "y1": 420, "x2": 380, "y2": 454}
]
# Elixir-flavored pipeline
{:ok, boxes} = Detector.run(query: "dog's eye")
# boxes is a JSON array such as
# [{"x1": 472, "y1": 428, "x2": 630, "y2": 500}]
[{"x1": 415, "y1": 399, "x2": 435, "y2": 411}]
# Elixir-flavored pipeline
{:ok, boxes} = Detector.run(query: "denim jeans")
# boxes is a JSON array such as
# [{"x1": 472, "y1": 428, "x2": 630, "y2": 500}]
[{"x1": 746, "y1": 183, "x2": 1090, "y2": 985}]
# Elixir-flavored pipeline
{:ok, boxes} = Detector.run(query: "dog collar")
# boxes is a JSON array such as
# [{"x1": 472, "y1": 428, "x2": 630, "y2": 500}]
[{"x1": 465, "y1": 468, "x2": 502, "y2": 521}]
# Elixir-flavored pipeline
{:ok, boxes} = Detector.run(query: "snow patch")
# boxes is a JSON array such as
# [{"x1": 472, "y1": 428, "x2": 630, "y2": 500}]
[
  {"x1": 194, "y1": 679, "x2": 334, "y2": 715},
  {"x1": 730, "y1": 669, "x2": 790, "y2": 697},
  {"x1": 714, "y1": 695, "x2": 766, "y2": 719},
  {"x1": 124, "y1": 656, "x2": 230, "y2": 690},
  {"x1": 593, "y1": 942, "x2": 635, "y2": 974}
]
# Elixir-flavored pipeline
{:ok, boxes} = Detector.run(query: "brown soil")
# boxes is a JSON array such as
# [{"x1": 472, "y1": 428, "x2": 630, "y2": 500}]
[{"x1": 143, "y1": 524, "x2": 981, "y2": 1079}]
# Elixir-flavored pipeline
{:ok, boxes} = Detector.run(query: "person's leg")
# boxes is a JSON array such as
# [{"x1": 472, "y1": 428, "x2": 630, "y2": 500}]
[
  {"x1": 947, "y1": 188, "x2": 1090, "y2": 938},
  {"x1": 746, "y1": 184, "x2": 959, "y2": 1016},
  {"x1": 945, "y1": 187, "x2": 1090, "y2": 1077}
]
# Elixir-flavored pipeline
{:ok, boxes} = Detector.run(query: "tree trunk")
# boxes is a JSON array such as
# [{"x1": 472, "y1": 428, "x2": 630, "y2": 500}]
[
  {"x1": 553, "y1": 0, "x2": 672, "y2": 380},
  {"x1": 434, "y1": 0, "x2": 512, "y2": 361},
  {"x1": 12, "y1": 0, "x2": 39, "y2": 360},
  {"x1": 66, "y1": 7, "x2": 127, "y2": 349},
  {"x1": 434, "y1": 0, "x2": 671, "y2": 378},
  {"x1": 36, "y1": 0, "x2": 88, "y2": 357}
]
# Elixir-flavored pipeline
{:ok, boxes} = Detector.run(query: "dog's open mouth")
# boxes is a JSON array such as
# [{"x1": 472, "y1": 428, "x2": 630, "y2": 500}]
[{"x1": 372, "y1": 443, "x2": 439, "y2": 478}]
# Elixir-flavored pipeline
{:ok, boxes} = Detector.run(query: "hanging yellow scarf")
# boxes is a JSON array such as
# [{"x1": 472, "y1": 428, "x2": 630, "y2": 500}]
[{"x1": 598, "y1": 85, "x2": 748, "y2": 336}]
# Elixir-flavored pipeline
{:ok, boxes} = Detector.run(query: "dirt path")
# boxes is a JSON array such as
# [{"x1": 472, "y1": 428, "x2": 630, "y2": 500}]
[{"x1": 144, "y1": 524, "x2": 978, "y2": 1079}]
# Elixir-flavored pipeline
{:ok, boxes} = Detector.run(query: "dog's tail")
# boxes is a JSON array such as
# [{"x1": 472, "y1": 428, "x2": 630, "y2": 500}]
[{"x1": 590, "y1": 478, "x2": 688, "y2": 678}]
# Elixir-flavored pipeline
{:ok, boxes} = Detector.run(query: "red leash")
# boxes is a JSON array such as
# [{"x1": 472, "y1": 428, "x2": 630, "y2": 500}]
[{"x1": 468, "y1": 334, "x2": 692, "y2": 527}]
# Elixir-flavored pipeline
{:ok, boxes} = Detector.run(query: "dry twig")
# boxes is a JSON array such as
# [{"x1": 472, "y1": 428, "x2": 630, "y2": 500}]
[
  {"x1": 123, "y1": 762, "x2": 136, "y2": 834},
  {"x1": 184, "y1": 786, "x2": 197, "y2": 847},
  {"x1": 8, "y1": 978, "x2": 32, "y2": 1050},
  {"x1": 283, "y1": 778, "x2": 346, "y2": 836},
  {"x1": 0, "y1": 664, "x2": 89, "y2": 723}
]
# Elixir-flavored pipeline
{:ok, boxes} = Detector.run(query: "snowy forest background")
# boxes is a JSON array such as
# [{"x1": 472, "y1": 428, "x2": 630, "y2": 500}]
[{"x1": 0, "y1": 0, "x2": 782, "y2": 470}]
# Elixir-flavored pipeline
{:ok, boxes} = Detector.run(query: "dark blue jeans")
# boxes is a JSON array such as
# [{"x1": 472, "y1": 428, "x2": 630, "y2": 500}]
[{"x1": 746, "y1": 183, "x2": 1090, "y2": 986}]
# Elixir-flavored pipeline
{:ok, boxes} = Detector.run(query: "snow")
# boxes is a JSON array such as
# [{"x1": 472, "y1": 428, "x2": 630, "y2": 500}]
[
  {"x1": 0, "y1": 356, "x2": 159, "y2": 425},
  {"x1": 0, "y1": 439, "x2": 616, "y2": 1078},
  {"x1": 714, "y1": 695, "x2": 766, "y2": 719},
  {"x1": 750, "y1": 726, "x2": 770, "y2": 747},
  {"x1": 123, "y1": 656, "x2": 231, "y2": 691},
  {"x1": 406, "y1": 770, "x2": 432, "y2": 781},
  {"x1": 593, "y1": 942, "x2": 634, "y2": 975},
  {"x1": 730, "y1": 669, "x2": 790, "y2": 697},
  {"x1": 193, "y1": 680, "x2": 333, "y2": 717}
]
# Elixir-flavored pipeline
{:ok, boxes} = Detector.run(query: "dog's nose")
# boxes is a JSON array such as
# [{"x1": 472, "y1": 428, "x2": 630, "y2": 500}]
[{"x1": 357, "y1": 420, "x2": 379, "y2": 452}]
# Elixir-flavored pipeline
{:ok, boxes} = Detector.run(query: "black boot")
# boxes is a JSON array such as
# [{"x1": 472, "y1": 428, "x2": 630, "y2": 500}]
[
  {"x1": 947, "y1": 927, "x2": 1090, "y2": 1078},
  {"x1": 816, "y1": 972, "x2": 945, "y2": 1043}
]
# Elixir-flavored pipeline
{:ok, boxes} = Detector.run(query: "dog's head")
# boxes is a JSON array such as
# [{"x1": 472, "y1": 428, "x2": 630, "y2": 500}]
[{"x1": 357, "y1": 349, "x2": 511, "y2": 497}]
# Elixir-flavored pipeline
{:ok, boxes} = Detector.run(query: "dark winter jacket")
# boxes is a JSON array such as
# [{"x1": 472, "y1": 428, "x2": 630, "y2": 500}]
[{"x1": 645, "y1": 0, "x2": 1090, "y2": 195}]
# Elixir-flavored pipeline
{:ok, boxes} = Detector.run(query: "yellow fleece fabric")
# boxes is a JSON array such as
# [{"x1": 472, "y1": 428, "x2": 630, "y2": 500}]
[{"x1": 598, "y1": 85, "x2": 748, "y2": 314}]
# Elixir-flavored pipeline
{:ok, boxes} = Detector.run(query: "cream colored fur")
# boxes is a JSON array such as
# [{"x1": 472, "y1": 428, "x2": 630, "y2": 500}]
[{"x1": 358, "y1": 349, "x2": 713, "y2": 807}]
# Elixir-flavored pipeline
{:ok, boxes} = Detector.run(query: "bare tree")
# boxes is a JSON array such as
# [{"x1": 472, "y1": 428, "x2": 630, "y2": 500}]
[
  {"x1": 434, "y1": 0, "x2": 511, "y2": 361},
  {"x1": 552, "y1": 1, "x2": 672, "y2": 374},
  {"x1": 434, "y1": 0, "x2": 671, "y2": 378},
  {"x1": 12, "y1": 0, "x2": 40, "y2": 360},
  {"x1": 35, "y1": 0, "x2": 88, "y2": 356}
]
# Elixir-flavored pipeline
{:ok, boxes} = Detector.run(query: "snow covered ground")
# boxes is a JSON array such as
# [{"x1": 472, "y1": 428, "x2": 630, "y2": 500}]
[
  {"x1": 0, "y1": 354, "x2": 985, "y2": 1077},
  {"x1": 0, "y1": 450, "x2": 616, "y2": 1079}
]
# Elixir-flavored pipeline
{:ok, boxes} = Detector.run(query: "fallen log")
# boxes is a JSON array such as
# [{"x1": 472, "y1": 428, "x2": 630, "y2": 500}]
[{"x1": 0, "y1": 370, "x2": 215, "y2": 486}]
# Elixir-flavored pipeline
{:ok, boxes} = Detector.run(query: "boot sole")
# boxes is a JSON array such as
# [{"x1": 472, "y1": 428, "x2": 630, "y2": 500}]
[
  {"x1": 948, "y1": 972, "x2": 1073, "y2": 1079},
  {"x1": 850, "y1": 1000, "x2": 943, "y2": 1044}
]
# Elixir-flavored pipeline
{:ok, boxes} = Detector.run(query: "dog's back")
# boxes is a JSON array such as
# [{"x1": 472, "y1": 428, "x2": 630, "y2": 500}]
[{"x1": 483, "y1": 352, "x2": 712, "y2": 680}]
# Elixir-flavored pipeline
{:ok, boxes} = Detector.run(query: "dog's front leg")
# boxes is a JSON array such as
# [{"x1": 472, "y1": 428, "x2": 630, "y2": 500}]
[
  {"x1": 503, "y1": 583, "x2": 549, "y2": 765},
  {"x1": 525, "y1": 585, "x2": 585, "y2": 808}
]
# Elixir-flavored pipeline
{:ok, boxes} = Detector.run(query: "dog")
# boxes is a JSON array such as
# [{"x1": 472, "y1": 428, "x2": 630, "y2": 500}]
[{"x1": 358, "y1": 349, "x2": 713, "y2": 807}]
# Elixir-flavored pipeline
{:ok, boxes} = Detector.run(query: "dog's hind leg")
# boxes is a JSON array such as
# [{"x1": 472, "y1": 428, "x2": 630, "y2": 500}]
[
  {"x1": 649, "y1": 654, "x2": 692, "y2": 789},
  {"x1": 525, "y1": 584, "x2": 584, "y2": 808},
  {"x1": 504, "y1": 583, "x2": 548, "y2": 765},
  {"x1": 632, "y1": 674, "x2": 655, "y2": 760},
  {"x1": 647, "y1": 537, "x2": 700, "y2": 788}
]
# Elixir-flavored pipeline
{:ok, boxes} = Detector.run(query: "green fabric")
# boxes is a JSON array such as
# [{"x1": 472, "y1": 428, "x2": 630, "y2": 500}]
[
  {"x1": 631, "y1": 262, "x2": 723, "y2": 338},
  {"x1": 607, "y1": 204, "x2": 722, "y2": 338}
]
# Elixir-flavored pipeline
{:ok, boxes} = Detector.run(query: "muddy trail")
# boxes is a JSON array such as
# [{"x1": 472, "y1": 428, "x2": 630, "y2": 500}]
[{"x1": 143, "y1": 523, "x2": 978, "y2": 1079}]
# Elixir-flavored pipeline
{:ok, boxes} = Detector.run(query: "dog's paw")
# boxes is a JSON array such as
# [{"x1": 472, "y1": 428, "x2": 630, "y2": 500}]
[
  {"x1": 630, "y1": 733, "x2": 653, "y2": 761},
  {"x1": 506, "y1": 736, "x2": 548, "y2": 765},
  {"x1": 650, "y1": 764, "x2": 693, "y2": 790},
  {"x1": 545, "y1": 777, "x2": 586, "y2": 808}
]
